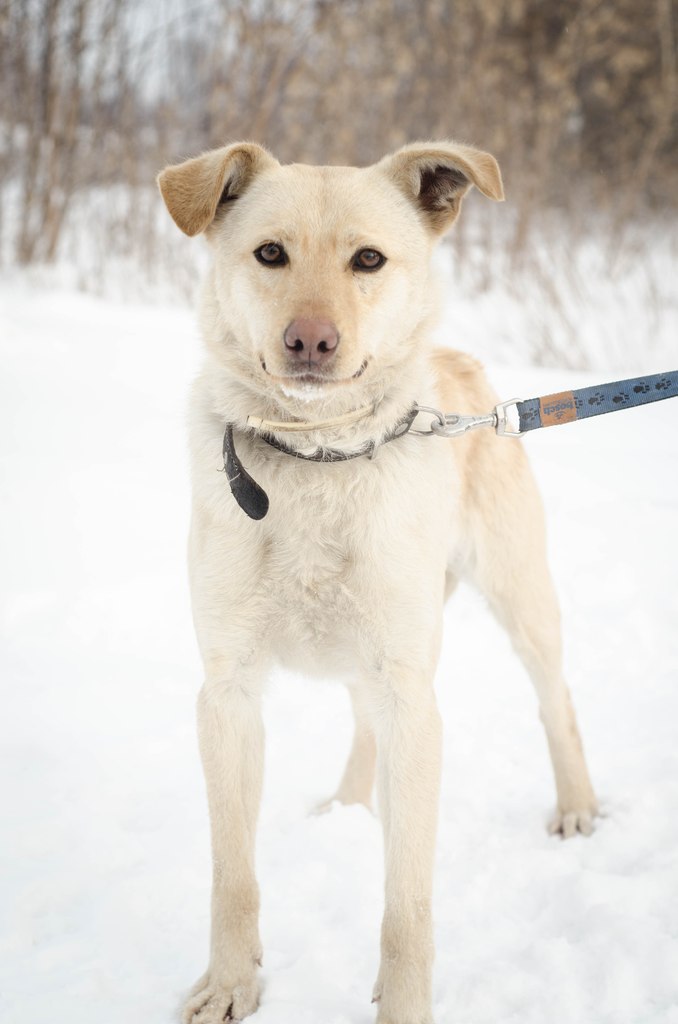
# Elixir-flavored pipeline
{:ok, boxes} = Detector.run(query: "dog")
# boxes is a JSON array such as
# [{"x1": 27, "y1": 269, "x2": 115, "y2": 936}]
[{"x1": 157, "y1": 140, "x2": 598, "y2": 1024}]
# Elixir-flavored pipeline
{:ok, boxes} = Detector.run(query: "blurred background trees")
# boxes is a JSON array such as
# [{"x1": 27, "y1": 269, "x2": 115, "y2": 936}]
[{"x1": 1, "y1": 0, "x2": 676, "y2": 340}]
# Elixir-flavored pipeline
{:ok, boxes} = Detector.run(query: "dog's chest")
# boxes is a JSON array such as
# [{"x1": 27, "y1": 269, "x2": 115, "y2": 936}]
[
  {"x1": 194, "y1": 421, "x2": 459, "y2": 672},
  {"x1": 267, "y1": 481, "x2": 365, "y2": 650},
  {"x1": 250, "y1": 453, "x2": 396, "y2": 671},
  {"x1": 254, "y1": 443, "x2": 454, "y2": 671}
]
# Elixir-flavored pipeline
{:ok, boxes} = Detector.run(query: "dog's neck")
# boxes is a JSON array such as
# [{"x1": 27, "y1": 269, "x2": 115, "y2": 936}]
[
  {"x1": 221, "y1": 394, "x2": 419, "y2": 521},
  {"x1": 204, "y1": 351, "x2": 435, "y2": 455}
]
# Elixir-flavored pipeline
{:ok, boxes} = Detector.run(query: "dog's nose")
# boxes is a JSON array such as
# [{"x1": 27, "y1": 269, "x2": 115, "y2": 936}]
[{"x1": 283, "y1": 319, "x2": 340, "y2": 365}]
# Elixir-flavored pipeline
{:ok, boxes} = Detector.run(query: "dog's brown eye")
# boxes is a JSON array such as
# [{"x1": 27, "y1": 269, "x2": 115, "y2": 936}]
[
  {"x1": 353, "y1": 248, "x2": 386, "y2": 272},
  {"x1": 254, "y1": 243, "x2": 288, "y2": 267}
]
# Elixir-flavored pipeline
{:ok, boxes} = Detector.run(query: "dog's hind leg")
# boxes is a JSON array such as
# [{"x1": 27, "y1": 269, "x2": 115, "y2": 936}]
[
  {"x1": 315, "y1": 684, "x2": 376, "y2": 813},
  {"x1": 444, "y1": 569, "x2": 459, "y2": 603},
  {"x1": 467, "y1": 441, "x2": 598, "y2": 838}
]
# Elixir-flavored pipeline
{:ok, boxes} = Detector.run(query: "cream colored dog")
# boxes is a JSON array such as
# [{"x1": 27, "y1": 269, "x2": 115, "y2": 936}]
[{"x1": 158, "y1": 141, "x2": 597, "y2": 1024}]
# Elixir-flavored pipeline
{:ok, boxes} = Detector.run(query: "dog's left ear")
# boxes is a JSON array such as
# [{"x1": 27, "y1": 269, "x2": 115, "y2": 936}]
[{"x1": 377, "y1": 141, "x2": 504, "y2": 234}]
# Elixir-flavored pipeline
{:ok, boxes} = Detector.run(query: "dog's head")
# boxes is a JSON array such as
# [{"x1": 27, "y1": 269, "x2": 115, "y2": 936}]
[{"x1": 158, "y1": 141, "x2": 503, "y2": 412}]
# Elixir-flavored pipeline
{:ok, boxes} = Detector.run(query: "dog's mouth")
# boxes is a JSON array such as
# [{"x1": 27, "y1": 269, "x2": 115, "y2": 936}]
[{"x1": 259, "y1": 359, "x2": 369, "y2": 390}]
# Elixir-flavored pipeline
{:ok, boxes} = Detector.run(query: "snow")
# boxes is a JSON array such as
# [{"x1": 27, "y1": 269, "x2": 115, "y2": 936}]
[
  {"x1": 1, "y1": 276, "x2": 677, "y2": 1024},
  {"x1": 430, "y1": 219, "x2": 678, "y2": 372}
]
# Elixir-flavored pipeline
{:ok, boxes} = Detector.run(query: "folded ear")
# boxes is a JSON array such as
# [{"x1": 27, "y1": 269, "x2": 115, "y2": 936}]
[
  {"x1": 377, "y1": 141, "x2": 504, "y2": 234},
  {"x1": 157, "y1": 142, "x2": 279, "y2": 236}
]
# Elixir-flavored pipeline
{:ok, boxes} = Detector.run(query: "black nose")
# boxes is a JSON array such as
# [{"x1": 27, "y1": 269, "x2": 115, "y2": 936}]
[{"x1": 283, "y1": 319, "x2": 340, "y2": 366}]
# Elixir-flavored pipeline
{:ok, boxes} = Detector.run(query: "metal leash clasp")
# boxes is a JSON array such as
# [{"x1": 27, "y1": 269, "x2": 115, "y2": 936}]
[
  {"x1": 494, "y1": 398, "x2": 523, "y2": 437},
  {"x1": 432, "y1": 411, "x2": 498, "y2": 437},
  {"x1": 411, "y1": 399, "x2": 524, "y2": 439},
  {"x1": 412, "y1": 404, "x2": 497, "y2": 438}
]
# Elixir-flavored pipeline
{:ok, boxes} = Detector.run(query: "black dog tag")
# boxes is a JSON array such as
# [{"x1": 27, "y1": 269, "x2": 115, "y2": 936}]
[{"x1": 222, "y1": 425, "x2": 270, "y2": 520}]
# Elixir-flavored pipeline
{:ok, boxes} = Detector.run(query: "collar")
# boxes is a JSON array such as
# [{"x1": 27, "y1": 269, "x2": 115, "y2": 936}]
[
  {"x1": 222, "y1": 404, "x2": 418, "y2": 520},
  {"x1": 245, "y1": 401, "x2": 377, "y2": 434}
]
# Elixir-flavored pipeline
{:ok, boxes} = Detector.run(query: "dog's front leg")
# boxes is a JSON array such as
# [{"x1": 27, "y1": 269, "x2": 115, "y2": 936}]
[
  {"x1": 372, "y1": 676, "x2": 442, "y2": 1024},
  {"x1": 183, "y1": 672, "x2": 264, "y2": 1024}
]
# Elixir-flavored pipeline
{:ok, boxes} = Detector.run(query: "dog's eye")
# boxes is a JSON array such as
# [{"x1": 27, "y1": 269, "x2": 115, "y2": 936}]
[
  {"x1": 254, "y1": 243, "x2": 288, "y2": 267},
  {"x1": 353, "y1": 248, "x2": 386, "y2": 272}
]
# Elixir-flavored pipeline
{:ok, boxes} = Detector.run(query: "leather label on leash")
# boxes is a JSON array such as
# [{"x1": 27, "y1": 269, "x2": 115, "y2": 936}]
[{"x1": 539, "y1": 391, "x2": 578, "y2": 427}]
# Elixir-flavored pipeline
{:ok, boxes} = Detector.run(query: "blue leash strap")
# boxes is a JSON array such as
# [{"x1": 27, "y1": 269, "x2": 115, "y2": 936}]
[{"x1": 516, "y1": 371, "x2": 678, "y2": 433}]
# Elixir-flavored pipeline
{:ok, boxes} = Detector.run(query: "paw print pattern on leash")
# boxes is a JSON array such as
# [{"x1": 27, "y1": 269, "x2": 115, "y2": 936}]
[
  {"x1": 516, "y1": 370, "x2": 677, "y2": 433},
  {"x1": 520, "y1": 406, "x2": 540, "y2": 426}
]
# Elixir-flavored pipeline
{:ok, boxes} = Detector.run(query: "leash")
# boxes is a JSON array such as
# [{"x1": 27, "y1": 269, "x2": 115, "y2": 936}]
[
  {"x1": 413, "y1": 369, "x2": 678, "y2": 439},
  {"x1": 223, "y1": 370, "x2": 677, "y2": 519}
]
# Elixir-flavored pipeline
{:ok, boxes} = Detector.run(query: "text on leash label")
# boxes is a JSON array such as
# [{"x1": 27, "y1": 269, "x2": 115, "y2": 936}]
[{"x1": 539, "y1": 391, "x2": 577, "y2": 426}]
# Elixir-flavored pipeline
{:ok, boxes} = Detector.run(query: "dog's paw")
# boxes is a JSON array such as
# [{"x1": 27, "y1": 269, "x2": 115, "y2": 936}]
[
  {"x1": 372, "y1": 994, "x2": 434, "y2": 1024},
  {"x1": 548, "y1": 807, "x2": 596, "y2": 839},
  {"x1": 182, "y1": 970, "x2": 260, "y2": 1023},
  {"x1": 312, "y1": 788, "x2": 374, "y2": 815},
  {"x1": 312, "y1": 795, "x2": 339, "y2": 815},
  {"x1": 371, "y1": 969, "x2": 434, "y2": 1024}
]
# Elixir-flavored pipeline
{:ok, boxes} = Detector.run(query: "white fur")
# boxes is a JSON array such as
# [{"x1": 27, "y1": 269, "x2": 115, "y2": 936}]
[{"x1": 157, "y1": 141, "x2": 597, "y2": 1024}]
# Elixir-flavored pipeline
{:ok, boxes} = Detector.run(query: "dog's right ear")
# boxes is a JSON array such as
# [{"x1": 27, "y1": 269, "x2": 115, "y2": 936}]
[{"x1": 157, "y1": 142, "x2": 279, "y2": 236}]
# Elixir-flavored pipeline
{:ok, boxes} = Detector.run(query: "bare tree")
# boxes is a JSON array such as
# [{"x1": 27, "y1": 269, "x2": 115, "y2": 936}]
[{"x1": 1, "y1": 0, "x2": 676, "y2": 275}]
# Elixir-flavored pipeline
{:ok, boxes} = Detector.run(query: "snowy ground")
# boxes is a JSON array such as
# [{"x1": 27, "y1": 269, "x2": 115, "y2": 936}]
[{"x1": 1, "y1": 279, "x2": 677, "y2": 1024}]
